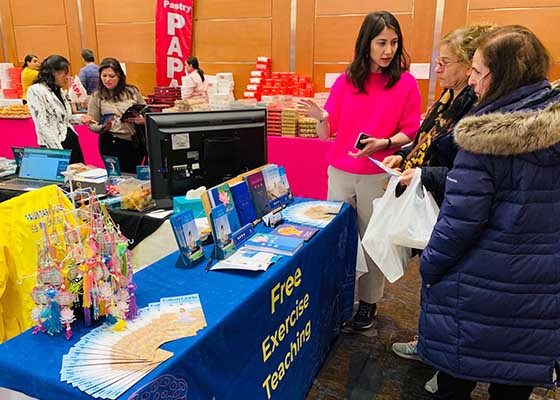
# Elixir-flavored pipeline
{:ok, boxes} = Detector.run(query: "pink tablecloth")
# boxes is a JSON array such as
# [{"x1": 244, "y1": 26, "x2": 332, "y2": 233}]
[
  {"x1": 0, "y1": 118, "x2": 103, "y2": 167},
  {"x1": 0, "y1": 120, "x2": 333, "y2": 198},
  {"x1": 267, "y1": 135, "x2": 334, "y2": 200}
]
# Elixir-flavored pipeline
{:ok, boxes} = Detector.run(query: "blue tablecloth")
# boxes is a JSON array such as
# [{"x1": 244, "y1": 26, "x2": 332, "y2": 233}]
[{"x1": 0, "y1": 202, "x2": 357, "y2": 400}]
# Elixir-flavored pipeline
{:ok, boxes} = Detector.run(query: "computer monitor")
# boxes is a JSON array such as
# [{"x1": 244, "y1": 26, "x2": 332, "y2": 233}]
[{"x1": 145, "y1": 108, "x2": 267, "y2": 202}]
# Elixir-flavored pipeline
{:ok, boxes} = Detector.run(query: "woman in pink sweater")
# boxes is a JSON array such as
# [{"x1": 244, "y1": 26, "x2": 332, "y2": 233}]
[
  {"x1": 298, "y1": 11, "x2": 421, "y2": 331},
  {"x1": 183, "y1": 56, "x2": 208, "y2": 101}
]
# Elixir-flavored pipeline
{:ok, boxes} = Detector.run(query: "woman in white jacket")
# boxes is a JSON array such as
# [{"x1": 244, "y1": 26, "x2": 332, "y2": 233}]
[{"x1": 27, "y1": 55, "x2": 85, "y2": 164}]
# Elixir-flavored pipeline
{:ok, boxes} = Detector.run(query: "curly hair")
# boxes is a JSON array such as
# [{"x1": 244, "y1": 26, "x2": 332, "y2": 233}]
[
  {"x1": 440, "y1": 24, "x2": 497, "y2": 66},
  {"x1": 34, "y1": 55, "x2": 69, "y2": 92},
  {"x1": 346, "y1": 11, "x2": 410, "y2": 93}
]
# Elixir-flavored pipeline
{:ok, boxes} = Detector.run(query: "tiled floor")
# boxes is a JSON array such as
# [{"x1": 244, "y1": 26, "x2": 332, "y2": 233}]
[{"x1": 306, "y1": 257, "x2": 558, "y2": 400}]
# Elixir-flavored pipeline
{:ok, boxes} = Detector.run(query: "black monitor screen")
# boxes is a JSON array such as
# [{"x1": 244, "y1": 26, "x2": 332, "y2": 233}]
[{"x1": 145, "y1": 108, "x2": 267, "y2": 200}]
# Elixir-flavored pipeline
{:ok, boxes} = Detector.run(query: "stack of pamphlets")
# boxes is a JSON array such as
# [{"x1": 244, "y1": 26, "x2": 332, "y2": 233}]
[
  {"x1": 211, "y1": 248, "x2": 282, "y2": 272},
  {"x1": 61, "y1": 294, "x2": 206, "y2": 399},
  {"x1": 243, "y1": 232, "x2": 304, "y2": 256}
]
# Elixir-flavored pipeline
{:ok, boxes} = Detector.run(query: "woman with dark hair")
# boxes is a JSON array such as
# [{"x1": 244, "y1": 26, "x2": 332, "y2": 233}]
[
  {"x1": 183, "y1": 56, "x2": 207, "y2": 100},
  {"x1": 21, "y1": 54, "x2": 40, "y2": 102},
  {"x1": 297, "y1": 10, "x2": 421, "y2": 331},
  {"x1": 417, "y1": 25, "x2": 560, "y2": 399},
  {"x1": 26, "y1": 55, "x2": 85, "y2": 164},
  {"x1": 83, "y1": 57, "x2": 146, "y2": 173}
]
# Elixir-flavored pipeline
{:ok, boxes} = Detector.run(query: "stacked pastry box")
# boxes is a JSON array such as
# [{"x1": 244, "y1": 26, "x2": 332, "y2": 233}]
[
  {"x1": 265, "y1": 99, "x2": 317, "y2": 137},
  {"x1": 146, "y1": 86, "x2": 182, "y2": 109},
  {"x1": 244, "y1": 57, "x2": 271, "y2": 101},
  {"x1": 266, "y1": 105, "x2": 282, "y2": 135},
  {"x1": 262, "y1": 73, "x2": 313, "y2": 97},
  {"x1": 0, "y1": 64, "x2": 22, "y2": 99}
]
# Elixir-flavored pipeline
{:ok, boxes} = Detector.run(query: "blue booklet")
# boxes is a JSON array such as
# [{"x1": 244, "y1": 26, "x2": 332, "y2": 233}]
[
  {"x1": 261, "y1": 164, "x2": 284, "y2": 210},
  {"x1": 170, "y1": 209, "x2": 205, "y2": 268},
  {"x1": 271, "y1": 223, "x2": 318, "y2": 242},
  {"x1": 245, "y1": 171, "x2": 271, "y2": 218},
  {"x1": 243, "y1": 232, "x2": 304, "y2": 256},
  {"x1": 278, "y1": 166, "x2": 293, "y2": 205},
  {"x1": 230, "y1": 180, "x2": 257, "y2": 226},
  {"x1": 102, "y1": 155, "x2": 121, "y2": 177},
  {"x1": 210, "y1": 204, "x2": 237, "y2": 259},
  {"x1": 207, "y1": 183, "x2": 241, "y2": 232}
]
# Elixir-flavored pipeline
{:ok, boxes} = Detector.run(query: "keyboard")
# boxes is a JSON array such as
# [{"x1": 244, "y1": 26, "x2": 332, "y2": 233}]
[
  {"x1": 11, "y1": 179, "x2": 51, "y2": 188},
  {"x1": 0, "y1": 178, "x2": 54, "y2": 191}
]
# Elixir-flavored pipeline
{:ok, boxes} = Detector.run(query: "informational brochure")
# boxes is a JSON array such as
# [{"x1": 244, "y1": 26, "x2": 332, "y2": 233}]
[
  {"x1": 368, "y1": 157, "x2": 402, "y2": 177},
  {"x1": 211, "y1": 248, "x2": 281, "y2": 272},
  {"x1": 60, "y1": 294, "x2": 207, "y2": 399}
]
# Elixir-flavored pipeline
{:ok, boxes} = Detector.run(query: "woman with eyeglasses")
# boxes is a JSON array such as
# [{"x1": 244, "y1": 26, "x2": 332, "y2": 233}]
[
  {"x1": 417, "y1": 25, "x2": 560, "y2": 399},
  {"x1": 383, "y1": 24, "x2": 495, "y2": 205}
]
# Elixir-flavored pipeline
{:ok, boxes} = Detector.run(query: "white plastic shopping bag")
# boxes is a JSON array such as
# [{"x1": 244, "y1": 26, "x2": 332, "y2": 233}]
[
  {"x1": 362, "y1": 176, "x2": 411, "y2": 283},
  {"x1": 68, "y1": 75, "x2": 88, "y2": 103},
  {"x1": 388, "y1": 169, "x2": 439, "y2": 249},
  {"x1": 356, "y1": 234, "x2": 369, "y2": 277}
]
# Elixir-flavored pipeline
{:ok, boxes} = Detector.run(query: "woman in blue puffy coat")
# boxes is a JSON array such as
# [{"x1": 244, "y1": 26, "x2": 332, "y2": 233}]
[{"x1": 417, "y1": 25, "x2": 560, "y2": 399}]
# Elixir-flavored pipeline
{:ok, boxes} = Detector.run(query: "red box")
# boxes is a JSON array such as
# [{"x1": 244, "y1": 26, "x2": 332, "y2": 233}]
[{"x1": 246, "y1": 84, "x2": 261, "y2": 92}]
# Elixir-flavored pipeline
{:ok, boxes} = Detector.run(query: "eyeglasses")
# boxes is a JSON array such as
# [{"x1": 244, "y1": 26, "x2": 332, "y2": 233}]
[{"x1": 435, "y1": 58, "x2": 461, "y2": 69}]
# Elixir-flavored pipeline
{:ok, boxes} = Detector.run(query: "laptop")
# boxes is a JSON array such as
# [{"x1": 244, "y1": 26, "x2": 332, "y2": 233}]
[{"x1": 0, "y1": 147, "x2": 71, "y2": 191}]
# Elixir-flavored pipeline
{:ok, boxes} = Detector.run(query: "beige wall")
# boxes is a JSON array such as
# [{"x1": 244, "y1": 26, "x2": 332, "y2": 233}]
[{"x1": 0, "y1": 0, "x2": 559, "y2": 104}]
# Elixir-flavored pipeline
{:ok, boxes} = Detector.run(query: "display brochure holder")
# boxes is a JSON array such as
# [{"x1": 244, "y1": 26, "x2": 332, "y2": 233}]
[
  {"x1": 206, "y1": 221, "x2": 255, "y2": 272},
  {"x1": 102, "y1": 155, "x2": 122, "y2": 177},
  {"x1": 170, "y1": 209, "x2": 205, "y2": 268}
]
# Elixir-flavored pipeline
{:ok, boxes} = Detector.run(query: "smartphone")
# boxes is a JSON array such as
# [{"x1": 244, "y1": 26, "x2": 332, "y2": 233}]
[{"x1": 354, "y1": 133, "x2": 370, "y2": 150}]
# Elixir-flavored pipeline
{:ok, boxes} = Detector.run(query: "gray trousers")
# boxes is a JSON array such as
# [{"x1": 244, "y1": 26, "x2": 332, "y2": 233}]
[{"x1": 327, "y1": 166, "x2": 387, "y2": 304}]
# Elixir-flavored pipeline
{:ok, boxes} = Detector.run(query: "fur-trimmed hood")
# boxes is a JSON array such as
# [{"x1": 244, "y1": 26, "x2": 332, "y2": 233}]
[{"x1": 454, "y1": 103, "x2": 560, "y2": 160}]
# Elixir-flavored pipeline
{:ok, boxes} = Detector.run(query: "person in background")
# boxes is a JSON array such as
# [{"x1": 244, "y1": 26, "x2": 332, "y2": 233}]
[
  {"x1": 26, "y1": 55, "x2": 85, "y2": 164},
  {"x1": 418, "y1": 25, "x2": 560, "y2": 399},
  {"x1": 82, "y1": 57, "x2": 145, "y2": 173},
  {"x1": 297, "y1": 11, "x2": 421, "y2": 331},
  {"x1": 385, "y1": 24, "x2": 495, "y2": 367},
  {"x1": 21, "y1": 54, "x2": 40, "y2": 103},
  {"x1": 78, "y1": 49, "x2": 99, "y2": 96},
  {"x1": 182, "y1": 56, "x2": 208, "y2": 100}
]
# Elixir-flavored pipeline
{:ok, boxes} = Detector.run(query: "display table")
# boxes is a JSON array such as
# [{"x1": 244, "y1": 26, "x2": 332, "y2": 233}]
[
  {"x1": 0, "y1": 118, "x2": 104, "y2": 167},
  {"x1": 0, "y1": 200, "x2": 357, "y2": 400},
  {"x1": 267, "y1": 135, "x2": 333, "y2": 200}
]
